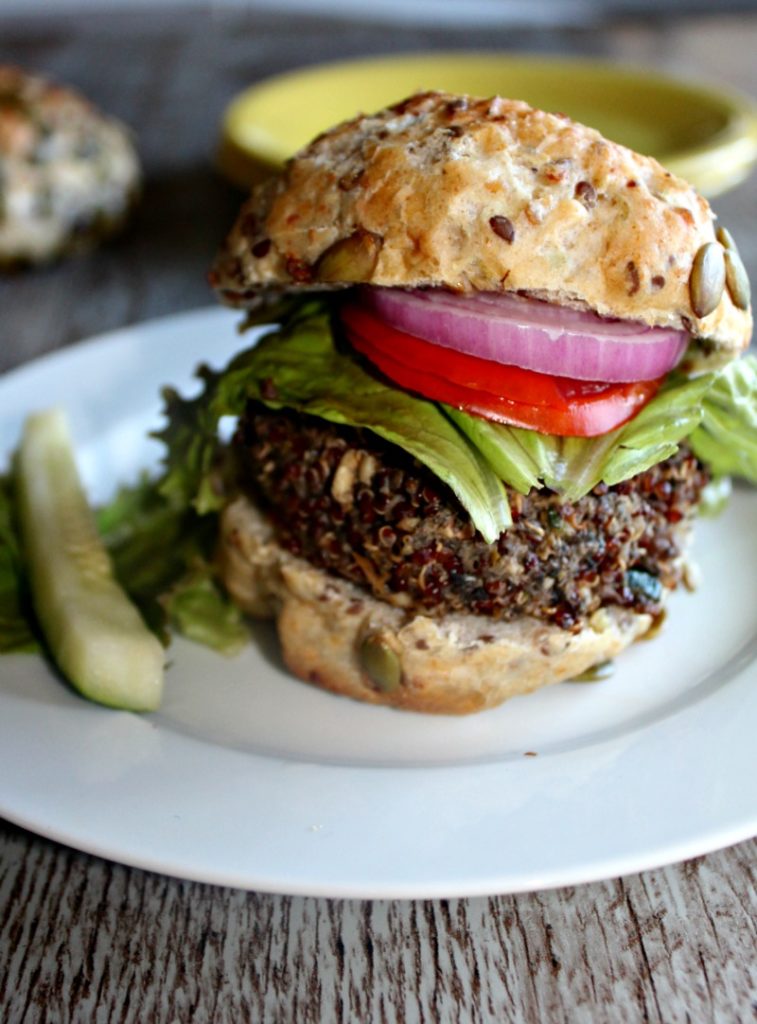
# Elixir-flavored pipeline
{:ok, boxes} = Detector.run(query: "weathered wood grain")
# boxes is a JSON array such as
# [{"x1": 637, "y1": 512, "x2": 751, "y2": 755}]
[
  {"x1": 1, "y1": 824, "x2": 756, "y2": 1023},
  {"x1": 0, "y1": 8, "x2": 756, "y2": 1023}
]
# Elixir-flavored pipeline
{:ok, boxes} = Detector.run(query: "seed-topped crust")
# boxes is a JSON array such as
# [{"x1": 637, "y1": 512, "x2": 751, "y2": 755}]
[{"x1": 212, "y1": 90, "x2": 751, "y2": 361}]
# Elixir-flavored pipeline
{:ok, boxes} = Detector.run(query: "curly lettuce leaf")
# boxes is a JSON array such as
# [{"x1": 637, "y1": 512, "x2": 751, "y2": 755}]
[
  {"x1": 98, "y1": 476, "x2": 247, "y2": 654},
  {"x1": 160, "y1": 570, "x2": 249, "y2": 655},
  {"x1": 155, "y1": 302, "x2": 511, "y2": 542}
]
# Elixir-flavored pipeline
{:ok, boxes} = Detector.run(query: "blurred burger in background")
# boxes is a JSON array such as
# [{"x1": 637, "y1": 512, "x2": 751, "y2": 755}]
[{"x1": 0, "y1": 66, "x2": 140, "y2": 269}]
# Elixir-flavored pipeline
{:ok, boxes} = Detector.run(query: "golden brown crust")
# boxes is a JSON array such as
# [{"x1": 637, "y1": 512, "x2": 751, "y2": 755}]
[
  {"x1": 218, "y1": 496, "x2": 653, "y2": 715},
  {"x1": 212, "y1": 91, "x2": 751, "y2": 359}
]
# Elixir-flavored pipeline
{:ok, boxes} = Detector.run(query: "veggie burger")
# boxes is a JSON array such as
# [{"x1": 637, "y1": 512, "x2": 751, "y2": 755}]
[{"x1": 197, "y1": 91, "x2": 754, "y2": 713}]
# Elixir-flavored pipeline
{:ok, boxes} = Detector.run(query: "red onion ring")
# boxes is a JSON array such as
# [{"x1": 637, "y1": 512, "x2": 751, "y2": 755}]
[{"x1": 361, "y1": 287, "x2": 688, "y2": 383}]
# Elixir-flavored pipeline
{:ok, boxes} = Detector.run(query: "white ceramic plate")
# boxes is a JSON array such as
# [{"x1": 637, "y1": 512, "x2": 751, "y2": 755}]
[{"x1": 1, "y1": 308, "x2": 756, "y2": 898}]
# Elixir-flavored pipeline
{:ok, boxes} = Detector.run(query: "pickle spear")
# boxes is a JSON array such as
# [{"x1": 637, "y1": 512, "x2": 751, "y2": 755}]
[{"x1": 16, "y1": 408, "x2": 164, "y2": 710}]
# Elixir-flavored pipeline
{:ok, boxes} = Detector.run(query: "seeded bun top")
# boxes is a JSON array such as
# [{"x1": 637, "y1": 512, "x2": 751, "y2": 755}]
[{"x1": 212, "y1": 90, "x2": 751, "y2": 360}]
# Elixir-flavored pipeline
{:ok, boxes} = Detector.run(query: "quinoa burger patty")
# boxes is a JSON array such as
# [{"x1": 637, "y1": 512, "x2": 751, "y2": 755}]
[{"x1": 234, "y1": 405, "x2": 707, "y2": 631}]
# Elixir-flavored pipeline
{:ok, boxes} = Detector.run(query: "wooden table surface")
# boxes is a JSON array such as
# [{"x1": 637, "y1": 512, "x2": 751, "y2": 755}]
[{"x1": 1, "y1": 9, "x2": 756, "y2": 1022}]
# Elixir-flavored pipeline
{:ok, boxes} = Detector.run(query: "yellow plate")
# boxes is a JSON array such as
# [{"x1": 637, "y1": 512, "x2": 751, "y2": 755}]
[{"x1": 218, "y1": 52, "x2": 757, "y2": 197}]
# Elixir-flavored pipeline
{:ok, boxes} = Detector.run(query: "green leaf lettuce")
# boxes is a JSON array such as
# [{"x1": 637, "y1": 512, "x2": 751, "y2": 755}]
[{"x1": 155, "y1": 302, "x2": 512, "y2": 542}]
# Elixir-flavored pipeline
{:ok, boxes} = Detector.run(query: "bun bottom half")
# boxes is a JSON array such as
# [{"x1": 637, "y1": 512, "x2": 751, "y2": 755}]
[{"x1": 218, "y1": 496, "x2": 655, "y2": 715}]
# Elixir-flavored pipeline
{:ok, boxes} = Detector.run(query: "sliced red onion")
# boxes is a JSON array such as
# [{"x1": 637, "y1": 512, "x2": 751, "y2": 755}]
[{"x1": 361, "y1": 287, "x2": 688, "y2": 382}]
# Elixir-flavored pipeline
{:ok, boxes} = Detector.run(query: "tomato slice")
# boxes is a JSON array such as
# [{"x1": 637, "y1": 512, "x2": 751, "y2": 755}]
[{"x1": 341, "y1": 304, "x2": 661, "y2": 438}]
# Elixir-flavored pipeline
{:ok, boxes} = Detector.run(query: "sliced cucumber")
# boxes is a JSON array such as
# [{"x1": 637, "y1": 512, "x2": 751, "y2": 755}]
[{"x1": 16, "y1": 408, "x2": 164, "y2": 711}]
